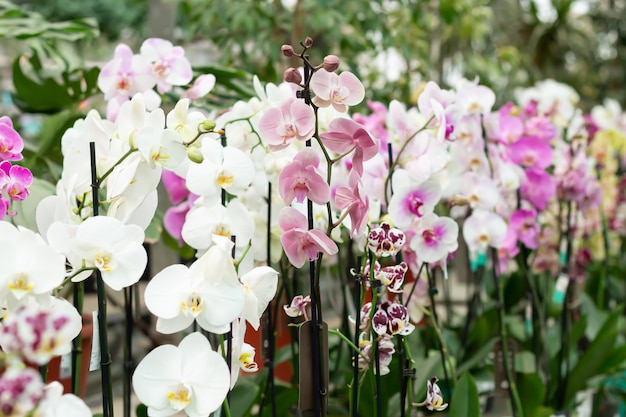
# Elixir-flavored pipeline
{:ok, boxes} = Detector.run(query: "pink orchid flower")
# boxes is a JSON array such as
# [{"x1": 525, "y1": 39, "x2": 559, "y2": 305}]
[
  {"x1": 352, "y1": 100, "x2": 389, "y2": 152},
  {"x1": 320, "y1": 118, "x2": 378, "y2": 175},
  {"x1": 388, "y1": 172, "x2": 442, "y2": 229},
  {"x1": 183, "y1": 74, "x2": 216, "y2": 100},
  {"x1": 140, "y1": 38, "x2": 193, "y2": 93},
  {"x1": 278, "y1": 207, "x2": 338, "y2": 268},
  {"x1": 258, "y1": 98, "x2": 315, "y2": 150},
  {"x1": 497, "y1": 110, "x2": 524, "y2": 144},
  {"x1": 509, "y1": 208, "x2": 539, "y2": 249},
  {"x1": 507, "y1": 135, "x2": 553, "y2": 170},
  {"x1": 310, "y1": 69, "x2": 365, "y2": 112},
  {"x1": 98, "y1": 44, "x2": 156, "y2": 102},
  {"x1": 334, "y1": 170, "x2": 369, "y2": 237},
  {"x1": 410, "y1": 213, "x2": 459, "y2": 263},
  {"x1": 0, "y1": 161, "x2": 32, "y2": 201},
  {"x1": 0, "y1": 197, "x2": 7, "y2": 219},
  {"x1": 278, "y1": 148, "x2": 330, "y2": 205},
  {"x1": 0, "y1": 117, "x2": 24, "y2": 161},
  {"x1": 520, "y1": 169, "x2": 556, "y2": 211}
]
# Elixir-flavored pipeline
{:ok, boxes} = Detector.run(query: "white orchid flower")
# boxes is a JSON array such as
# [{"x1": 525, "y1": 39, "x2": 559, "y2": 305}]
[
  {"x1": 132, "y1": 332, "x2": 230, "y2": 417},
  {"x1": 239, "y1": 266, "x2": 278, "y2": 330},
  {"x1": 0, "y1": 222, "x2": 65, "y2": 305},
  {"x1": 144, "y1": 245, "x2": 245, "y2": 334}
]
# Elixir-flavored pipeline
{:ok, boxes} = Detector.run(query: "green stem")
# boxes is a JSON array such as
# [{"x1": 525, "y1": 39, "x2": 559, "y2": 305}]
[
  {"x1": 71, "y1": 281, "x2": 84, "y2": 396},
  {"x1": 97, "y1": 148, "x2": 138, "y2": 186},
  {"x1": 328, "y1": 329, "x2": 368, "y2": 359},
  {"x1": 492, "y1": 249, "x2": 524, "y2": 417}
]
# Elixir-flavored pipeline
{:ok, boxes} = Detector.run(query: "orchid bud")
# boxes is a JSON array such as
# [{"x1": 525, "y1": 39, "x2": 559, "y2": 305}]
[
  {"x1": 187, "y1": 146, "x2": 204, "y2": 164},
  {"x1": 322, "y1": 55, "x2": 340, "y2": 72},
  {"x1": 201, "y1": 119, "x2": 217, "y2": 131},
  {"x1": 283, "y1": 68, "x2": 303, "y2": 85},
  {"x1": 304, "y1": 37, "x2": 313, "y2": 47},
  {"x1": 281, "y1": 45, "x2": 295, "y2": 57}
]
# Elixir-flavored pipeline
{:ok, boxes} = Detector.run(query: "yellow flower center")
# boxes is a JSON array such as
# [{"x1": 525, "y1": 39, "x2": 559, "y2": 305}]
[
  {"x1": 9, "y1": 273, "x2": 33, "y2": 294},
  {"x1": 239, "y1": 352, "x2": 258, "y2": 372},
  {"x1": 216, "y1": 170, "x2": 234, "y2": 187},
  {"x1": 166, "y1": 384, "x2": 192, "y2": 411},
  {"x1": 214, "y1": 224, "x2": 231, "y2": 238},
  {"x1": 180, "y1": 293, "x2": 203, "y2": 317},
  {"x1": 94, "y1": 252, "x2": 113, "y2": 272}
]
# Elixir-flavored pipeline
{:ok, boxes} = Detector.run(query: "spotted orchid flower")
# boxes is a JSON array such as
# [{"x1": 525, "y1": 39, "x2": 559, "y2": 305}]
[
  {"x1": 414, "y1": 377, "x2": 448, "y2": 411},
  {"x1": 367, "y1": 222, "x2": 406, "y2": 258},
  {"x1": 284, "y1": 295, "x2": 311, "y2": 318},
  {"x1": 357, "y1": 334, "x2": 395, "y2": 375},
  {"x1": 372, "y1": 301, "x2": 415, "y2": 337},
  {"x1": 371, "y1": 261, "x2": 408, "y2": 293}
]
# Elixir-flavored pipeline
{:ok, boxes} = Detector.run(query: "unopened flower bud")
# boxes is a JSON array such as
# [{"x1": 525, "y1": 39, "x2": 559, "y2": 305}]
[
  {"x1": 304, "y1": 37, "x2": 313, "y2": 48},
  {"x1": 322, "y1": 55, "x2": 340, "y2": 72},
  {"x1": 186, "y1": 146, "x2": 204, "y2": 164},
  {"x1": 201, "y1": 119, "x2": 217, "y2": 131},
  {"x1": 281, "y1": 45, "x2": 295, "y2": 57},
  {"x1": 284, "y1": 68, "x2": 303, "y2": 85}
]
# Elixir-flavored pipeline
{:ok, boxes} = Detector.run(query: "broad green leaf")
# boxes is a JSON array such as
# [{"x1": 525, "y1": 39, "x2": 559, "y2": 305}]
[
  {"x1": 564, "y1": 308, "x2": 623, "y2": 404},
  {"x1": 515, "y1": 351, "x2": 537, "y2": 374},
  {"x1": 448, "y1": 373, "x2": 480, "y2": 417},
  {"x1": 229, "y1": 377, "x2": 261, "y2": 417},
  {"x1": 517, "y1": 373, "x2": 547, "y2": 416},
  {"x1": 458, "y1": 338, "x2": 498, "y2": 375}
]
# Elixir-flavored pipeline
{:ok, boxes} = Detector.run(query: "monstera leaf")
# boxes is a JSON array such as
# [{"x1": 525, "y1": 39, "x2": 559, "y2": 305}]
[
  {"x1": 11, "y1": 47, "x2": 100, "y2": 113},
  {"x1": 0, "y1": 0, "x2": 98, "y2": 41}
]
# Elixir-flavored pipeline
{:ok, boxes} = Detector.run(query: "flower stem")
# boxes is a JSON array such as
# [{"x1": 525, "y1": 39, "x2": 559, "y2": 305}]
[
  {"x1": 71, "y1": 281, "x2": 84, "y2": 396},
  {"x1": 490, "y1": 247, "x2": 523, "y2": 417},
  {"x1": 328, "y1": 329, "x2": 368, "y2": 359},
  {"x1": 90, "y1": 142, "x2": 114, "y2": 417},
  {"x1": 97, "y1": 148, "x2": 138, "y2": 186}
]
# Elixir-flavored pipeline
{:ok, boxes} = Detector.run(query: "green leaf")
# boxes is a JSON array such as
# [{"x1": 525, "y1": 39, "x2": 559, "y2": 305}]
[
  {"x1": 448, "y1": 373, "x2": 480, "y2": 417},
  {"x1": 135, "y1": 404, "x2": 148, "y2": 417},
  {"x1": 515, "y1": 351, "x2": 537, "y2": 374},
  {"x1": 564, "y1": 308, "x2": 623, "y2": 404},
  {"x1": 517, "y1": 373, "x2": 547, "y2": 416},
  {"x1": 458, "y1": 338, "x2": 498, "y2": 375},
  {"x1": 229, "y1": 377, "x2": 261, "y2": 417}
]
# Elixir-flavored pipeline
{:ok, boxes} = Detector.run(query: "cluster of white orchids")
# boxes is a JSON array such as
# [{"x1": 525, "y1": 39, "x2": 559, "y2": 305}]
[{"x1": 0, "y1": 33, "x2": 611, "y2": 416}]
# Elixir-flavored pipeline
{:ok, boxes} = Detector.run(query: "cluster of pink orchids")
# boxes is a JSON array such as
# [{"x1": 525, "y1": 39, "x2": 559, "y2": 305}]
[
  {"x1": 0, "y1": 116, "x2": 32, "y2": 220},
  {"x1": 1, "y1": 33, "x2": 625, "y2": 417}
]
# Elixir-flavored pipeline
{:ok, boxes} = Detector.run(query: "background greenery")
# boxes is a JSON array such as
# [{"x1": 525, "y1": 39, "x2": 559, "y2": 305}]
[{"x1": 7, "y1": 0, "x2": 625, "y2": 110}]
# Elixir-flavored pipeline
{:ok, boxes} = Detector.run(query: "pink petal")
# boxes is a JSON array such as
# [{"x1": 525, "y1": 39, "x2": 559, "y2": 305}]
[
  {"x1": 310, "y1": 69, "x2": 333, "y2": 101},
  {"x1": 338, "y1": 71, "x2": 365, "y2": 106},
  {"x1": 9, "y1": 165, "x2": 32, "y2": 187},
  {"x1": 290, "y1": 100, "x2": 315, "y2": 140},
  {"x1": 162, "y1": 169, "x2": 189, "y2": 204},
  {"x1": 258, "y1": 107, "x2": 286, "y2": 148},
  {"x1": 278, "y1": 207, "x2": 308, "y2": 232},
  {"x1": 307, "y1": 229, "x2": 338, "y2": 255},
  {"x1": 280, "y1": 230, "x2": 307, "y2": 268}
]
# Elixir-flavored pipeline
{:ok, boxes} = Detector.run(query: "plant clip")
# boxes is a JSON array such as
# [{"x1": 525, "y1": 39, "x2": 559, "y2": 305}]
[
  {"x1": 403, "y1": 367, "x2": 416, "y2": 378},
  {"x1": 369, "y1": 279, "x2": 383, "y2": 288},
  {"x1": 349, "y1": 268, "x2": 366, "y2": 284},
  {"x1": 296, "y1": 88, "x2": 311, "y2": 103},
  {"x1": 429, "y1": 287, "x2": 438, "y2": 296}
]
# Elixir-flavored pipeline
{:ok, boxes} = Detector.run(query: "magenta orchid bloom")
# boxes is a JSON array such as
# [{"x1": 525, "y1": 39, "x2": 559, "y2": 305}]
[
  {"x1": 0, "y1": 198, "x2": 7, "y2": 219},
  {"x1": 319, "y1": 118, "x2": 378, "y2": 175},
  {"x1": 334, "y1": 170, "x2": 369, "y2": 237},
  {"x1": 98, "y1": 44, "x2": 156, "y2": 101},
  {"x1": 352, "y1": 100, "x2": 389, "y2": 152},
  {"x1": 508, "y1": 136, "x2": 553, "y2": 170},
  {"x1": 497, "y1": 111, "x2": 524, "y2": 144},
  {"x1": 509, "y1": 208, "x2": 539, "y2": 249},
  {"x1": 279, "y1": 207, "x2": 338, "y2": 268},
  {"x1": 140, "y1": 38, "x2": 193, "y2": 93},
  {"x1": 0, "y1": 161, "x2": 32, "y2": 201},
  {"x1": 310, "y1": 69, "x2": 365, "y2": 112},
  {"x1": 258, "y1": 98, "x2": 315, "y2": 150},
  {"x1": 162, "y1": 169, "x2": 189, "y2": 204},
  {"x1": 278, "y1": 148, "x2": 329, "y2": 205},
  {"x1": 410, "y1": 213, "x2": 459, "y2": 263},
  {"x1": 0, "y1": 117, "x2": 24, "y2": 161},
  {"x1": 520, "y1": 169, "x2": 556, "y2": 211}
]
